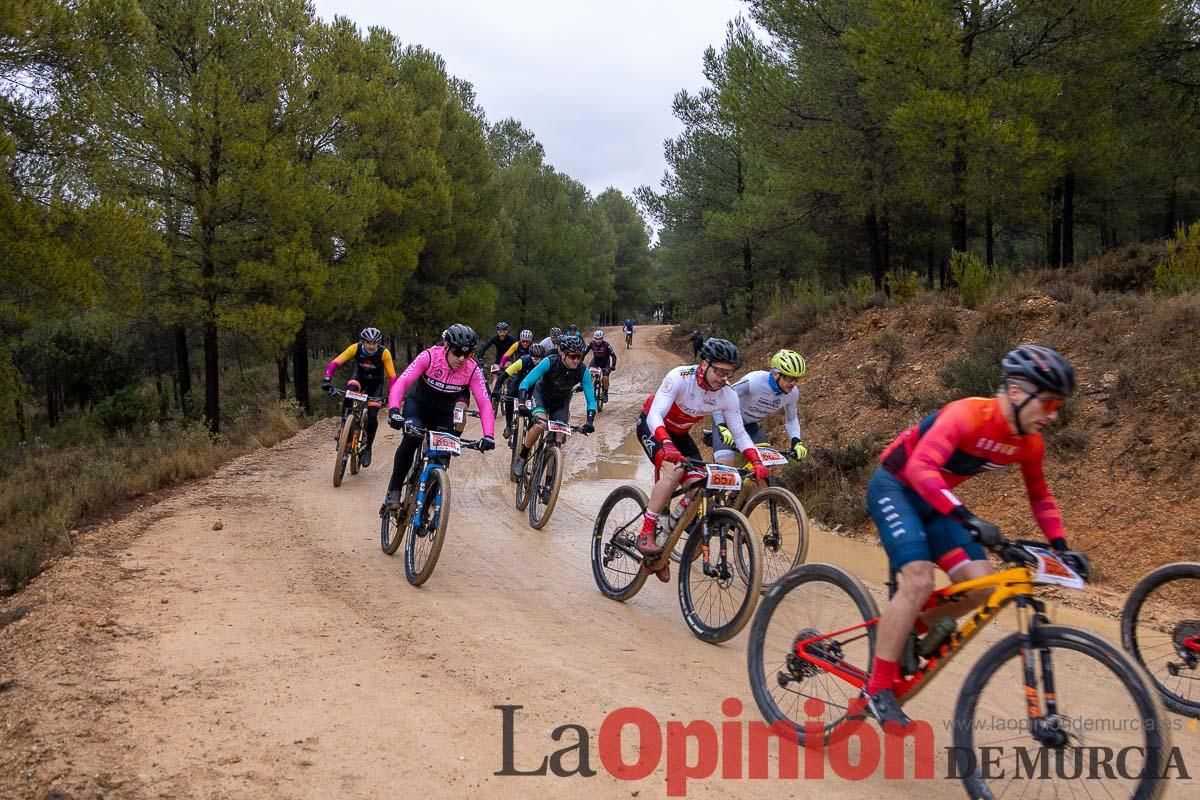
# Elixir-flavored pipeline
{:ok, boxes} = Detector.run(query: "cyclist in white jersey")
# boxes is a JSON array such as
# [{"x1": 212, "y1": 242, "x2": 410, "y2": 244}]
[{"x1": 711, "y1": 349, "x2": 809, "y2": 465}]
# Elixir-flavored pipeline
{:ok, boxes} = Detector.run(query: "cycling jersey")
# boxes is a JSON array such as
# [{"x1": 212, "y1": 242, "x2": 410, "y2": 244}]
[
  {"x1": 502, "y1": 353, "x2": 540, "y2": 381},
  {"x1": 586, "y1": 339, "x2": 616, "y2": 369},
  {"x1": 711, "y1": 370, "x2": 801, "y2": 443},
  {"x1": 622, "y1": 322, "x2": 634, "y2": 334},
  {"x1": 325, "y1": 343, "x2": 397, "y2": 391},
  {"x1": 499, "y1": 340, "x2": 533, "y2": 368},
  {"x1": 388, "y1": 346, "x2": 495, "y2": 437},
  {"x1": 879, "y1": 396, "x2": 1064, "y2": 543},
  {"x1": 519, "y1": 353, "x2": 596, "y2": 413},
  {"x1": 641, "y1": 365, "x2": 756, "y2": 454},
  {"x1": 477, "y1": 333, "x2": 516, "y2": 363},
  {"x1": 537, "y1": 336, "x2": 555, "y2": 351}
]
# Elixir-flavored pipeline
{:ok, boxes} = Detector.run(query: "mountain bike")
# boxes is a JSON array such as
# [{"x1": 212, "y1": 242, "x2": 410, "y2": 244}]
[
  {"x1": 747, "y1": 532, "x2": 1167, "y2": 800},
  {"x1": 675, "y1": 438, "x2": 808, "y2": 590},
  {"x1": 488, "y1": 364, "x2": 505, "y2": 415},
  {"x1": 1121, "y1": 561, "x2": 1200, "y2": 718},
  {"x1": 329, "y1": 386, "x2": 384, "y2": 487},
  {"x1": 591, "y1": 458, "x2": 762, "y2": 643},
  {"x1": 589, "y1": 366, "x2": 606, "y2": 414},
  {"x1": 625, "y1": 330, "x2": 633, "y2": 349},
  {"x1": 514, "y1": 416, "x2": 589, "y2": 530},
  {"x1": 379, "y1": 411, "x2": 486, "y2": 587}
]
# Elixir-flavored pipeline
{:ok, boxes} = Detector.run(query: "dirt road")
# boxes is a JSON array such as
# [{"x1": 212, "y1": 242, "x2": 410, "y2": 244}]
[{"x1": 2, "y1": 327, "x2": 1197, "y2": 799}]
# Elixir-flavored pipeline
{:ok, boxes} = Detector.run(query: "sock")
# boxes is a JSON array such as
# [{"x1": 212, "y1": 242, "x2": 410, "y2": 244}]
[
  {"x1": 866, "y1": 657, "x2": 900, "y2": 695},
  {"x1": 519, "y1": 446, "x2": 530, "y2": 458},
  {"x1": 640, "y1": 511, "x2": 659, "y2": 535}
]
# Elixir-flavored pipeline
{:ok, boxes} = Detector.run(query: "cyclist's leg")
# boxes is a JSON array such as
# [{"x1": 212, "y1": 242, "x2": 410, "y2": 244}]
[
  {"x1": 601, "y1": 367, "x2": 611, "y2": 392},
  {"x1": 387, "y1": 397, "x2": 428, "y2": 497},
  {"x1": 636, "y1": 415, "x2": 685, "y2": 540},
  {"x1": 547, "y1": 398, "x2": 570, "y2": 444},
  {"x1": 864, "y1": 468, "x2": 935, "y2": 698},
  {"x1": 502, "y1": 375, "x2": 518, "y2": 430},
  {"x1": 921, "y1": 517, "x2": 991, "y2": 620},
  {"x1": 360, "y1": 378, "x2": 383, "y2": 448}
]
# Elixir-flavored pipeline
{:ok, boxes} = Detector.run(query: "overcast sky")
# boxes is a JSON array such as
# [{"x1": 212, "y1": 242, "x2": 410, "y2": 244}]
[{"x1": 310, "y1": 0, "x2": 747, "y2": 206}]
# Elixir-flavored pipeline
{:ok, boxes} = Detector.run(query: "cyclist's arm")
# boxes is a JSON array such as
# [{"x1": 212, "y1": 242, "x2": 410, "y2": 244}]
[
  {"x1": 717, "y1": 394, "x2": 760, "y2": 461},
  {"x1": 499, "y1": 341, "x2": 519, "y2": 367},
  {"x1": 782, "y1": 391, "x2": 802, "y2": 442},
  {"x1": 581, "y1": 365, "x2": 596, "y2": 413},
  {"x1": 609, "y1": 345, "x2": 616, "y2": 370},
  {"x1": 503, "y1": 357, "x2": 525, "y2": 378},
  {"x1": 644, "y1": 373, "x2": 679, "y2": 437},
  {"x1": 712, "y1": 378, "x2": 750, "y2": 428},
  {"x1": 388, "y1": 349, "x2": 431, "y2": 408},
  {"x1": 474, "y1": 335, "x2": 495, "y2": 362},
  {"x1": 519, "y1": 356, "x2": 552, "y2": 394},
  {"x1": 382, "y1": 349, "x2": 397, "y2": 390},
  {"x1": 467, "y1": 363, "x2": 496, "y2": 438},
  {"x1": 901, "y1": 403, "x2": 975, "y2": 516},
  {"x1": 1019, "y1": 441, "x2": 1066, "y2": 544},
  {"x1": 323, "y1": 343, "x2": 358, "y2": 379}
]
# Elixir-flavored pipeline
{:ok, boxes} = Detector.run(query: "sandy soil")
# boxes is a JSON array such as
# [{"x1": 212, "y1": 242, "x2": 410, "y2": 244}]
[{"x1": 2, "y1": 326, "x2": 1197, "y2": 799}]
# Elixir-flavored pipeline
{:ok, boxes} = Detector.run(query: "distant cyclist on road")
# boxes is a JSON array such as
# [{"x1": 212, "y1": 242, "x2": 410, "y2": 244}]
[
  {"x1": 512, "y1": 334, "x2": 596, "y2": 479},
  {"x1": 321, "y1": 326, "x2": 397, "y2": 468},
  {"x1": 585, "y1": 330, "x2": 616, "y2": 403},
  {"x1": 493, "y1": 342, "x2": 548, "y2": 441},
  {"x1": 712, "y1": 349, "x2": 809, "y2": 467},
  {"x1": 858, "y1": 345, "x2": 1090, "y2": 730},
  {"x1": 690, "y1": 329, "x2": 704, "y2": 358},
  {"x1": 384, "y1": 324, "x2": 495, "y2": 509},
  {"x1": 538, "y1": 326, "x2": 562, "y2": 352},
  {"x1": 622, "y1": 319, "x2": 634, "y2": 348},
  {"x1": 476, "y1": 322, "x2": 516, "y2": 394}
]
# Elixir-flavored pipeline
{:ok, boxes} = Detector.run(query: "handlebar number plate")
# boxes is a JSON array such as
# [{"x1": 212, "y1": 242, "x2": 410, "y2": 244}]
[
  {"x1": 757, "y1": 447, "x2": 788, "y2": 467},
  {"x1": 705, "y1": 463, "x2": 742, "y2": 490},
  {"x1": 1025, "y1": 546, "x2": 1085, "y2": 590},
  {"x1": 428, "y1": 431, "x2": 462, "y2": 455},
  {"x1": 345, "y1": 390, "x2": 368, "y2": 402},
  {"x1": 547, "y1": 420, "x2": 572, "y2": 436}
]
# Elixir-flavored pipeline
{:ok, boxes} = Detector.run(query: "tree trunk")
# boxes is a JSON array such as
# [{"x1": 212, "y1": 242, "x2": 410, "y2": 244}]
[
  {"x1": 175, "y1": 324, "x2": 192, "y2": 414},
  {"x1": 292, "y1": 321, "x2": 311, "y2": 415},
  {"x1": 277, "y1": 356, "x2": 289, "y2": 401},
  {"x1": 14, "y1": 386, "x2": 25, "y2": 442},
  {"x1": 866, "y1": 212, "x2": 883, "y2": 289},
  {"x1": 46, "y1": 379, "x2": 58, "y2": 428},
  {"x1": 742, "y1": 237, "x2": 753, "y2": 317},
  {"x1": 950, "y1": 144, "x2": 968, "y2": 256},
  {"x1": 985, "y1": 206, "x2": 994, "y2": 267},
  {"x1": 1165, "y1": 176, "x2": 1178, "y2": 237},
  {"x1": 926, "y1": 246, "x2": 935, "y2": 289},
  {"x1": 203, "y1": 314, "x2": 220, "y2": 434},
  {"x1": 1049, "y1": 185, "x2": 1063, "y2": 267},
  {"x1": 1063, "y1": 171, "x2": 1075, "y2": 266}
]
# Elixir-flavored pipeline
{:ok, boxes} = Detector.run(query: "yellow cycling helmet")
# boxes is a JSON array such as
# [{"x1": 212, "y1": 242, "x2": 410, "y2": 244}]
[{"x1": 770, "y1": 349, "x2": 807, "y2": 378}]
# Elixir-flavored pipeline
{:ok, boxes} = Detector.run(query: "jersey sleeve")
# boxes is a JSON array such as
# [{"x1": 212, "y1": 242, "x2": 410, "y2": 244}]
[
  {"x1": 645, "y1": 370, "x2": 679, "y2": 439},
  {"x1": 900, "y1": 401, "x2": 976, "y2": 515},
  {"x1": 504, "y1": 357, "x2": 525, "y2": 378},
  {"x1": 519, "y1": 356, "x2": 552, "y2": 393},
  {"x1": 499, "y1": 341, "x2": 520, "y2": 367},
  {"x1": 324, "y1": 343, "x2": 359, "y2": 378},
  {"x1": 718, "y1": 389, "x2": 757, "y2": 455},
  {"x1": 388, "y1": 349, "x2": 431, "y2": 408},
  {"x1": 382, "y1": 349, "x2": 397, "y2": 388},
  {"x1": 783, "y1": 390, "x2": 802, "y2": 441},
  {"x1": 581, "y1": 364, "x2": 596, "y2": 413},
  {"x1": 1019, "y1": 439, "x2": 1066, "y2": 543},
  {"x1": 467, "y1": 363, "x2": 495, "y2": 437}
]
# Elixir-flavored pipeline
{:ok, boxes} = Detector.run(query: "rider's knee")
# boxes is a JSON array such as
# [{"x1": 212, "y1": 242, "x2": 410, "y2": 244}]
[{"x1": 899, "y1": 564, "x2": 935, "y2": 600}]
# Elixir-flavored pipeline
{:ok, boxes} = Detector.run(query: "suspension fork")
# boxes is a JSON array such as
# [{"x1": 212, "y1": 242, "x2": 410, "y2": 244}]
[{"x1": 1018, "y1": 596, "x2": 1067, "y2": 743}]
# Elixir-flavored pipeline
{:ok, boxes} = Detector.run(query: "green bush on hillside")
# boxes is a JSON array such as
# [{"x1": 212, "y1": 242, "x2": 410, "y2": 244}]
[{"x1": 1155, "y1": 222, "x2": 1200, "y2": 294}]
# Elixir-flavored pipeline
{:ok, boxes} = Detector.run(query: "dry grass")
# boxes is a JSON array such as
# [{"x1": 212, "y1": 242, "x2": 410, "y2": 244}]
[{"x1": 0, "y1": 398, "x2": 307, "y2": 593}]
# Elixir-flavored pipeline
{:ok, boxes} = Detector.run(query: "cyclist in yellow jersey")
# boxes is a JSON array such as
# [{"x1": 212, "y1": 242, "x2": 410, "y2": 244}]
[{"x1": 322, "y1": 327, "x2": 397, "y2": 468}]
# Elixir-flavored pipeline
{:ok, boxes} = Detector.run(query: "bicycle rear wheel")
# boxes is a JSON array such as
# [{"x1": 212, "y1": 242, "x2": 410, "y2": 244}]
[
  {"x1": 678, "y1": 507, "x2": 761, "y2": 644},
  {"x1": 333, "y1": 418, "x2": 356, "y2": 487},
  {"x1": 591, "y1": 485, "x2": 650, "y2": 601},
  {"x1": 1121, "y1": 561, "x2": 1200, "y2": 718},
  {"x1": 740, "y1": 487, "x2": 809, "y2": 589},
  {"x1": 405, "y1": 467, "x2": 450, "y2": 586},
  {"x1": 528, "y1": 445, "x2": 563, "y2": 530},
  {"x1": 955, "y1": 626, "x2": 1168, "y2": 800},
  {"x1": 746, "y1": 563, "x2": 878, "y2": 744}
]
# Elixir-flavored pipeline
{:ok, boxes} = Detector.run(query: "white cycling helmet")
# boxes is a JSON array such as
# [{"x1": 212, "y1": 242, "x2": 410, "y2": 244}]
[{"x1": 593, "y1": 330, "x2": 604, "y2": 340}]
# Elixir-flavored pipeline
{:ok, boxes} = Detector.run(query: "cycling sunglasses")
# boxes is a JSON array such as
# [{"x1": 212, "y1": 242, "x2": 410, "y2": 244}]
[
  {"x1": 1037, "y1": 393, "x2": 1066, "y2": 412},
  {"x1": 449, "y1": 346, "x2": 472, "y2": 357}
]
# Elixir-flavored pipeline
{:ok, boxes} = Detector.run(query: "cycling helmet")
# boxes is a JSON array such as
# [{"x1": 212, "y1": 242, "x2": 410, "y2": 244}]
[
  {"x1": 699, "y1": 337, "x2": 740, "y2": 366},
  {"x1": 558, "y1": 333, "x2": 586, "y2": 355},
  {"x1": 443, "y1": 323, "x2": 478, "y2": 350},
  {"x1": 496, "y1": 321, "x2": 509, "y2": 331},
  {"x1": 770, "y1": 349, "x2": 807, "y2": 378},
  {"x1": 519, "y1": 329, "x2": 533, "y2": 343},
  {"x1": 548, "y1": 326, "x2": 562, "y2": 340},
  {"x1": 360, "y1": 327, "x2": 382, "y2": 343},
  {"x1": 567, "y1": 324, "x2": 578, "y2": 334},
  {"x1": 1002, "y1": 345, "x2": 1075, "y2": 397},
  {"x1": 529, "y1": 343, "x2": 547, "y2": 359},
  {"x1": 593, "y1": 330, "x2": 604, "y2": 340}
]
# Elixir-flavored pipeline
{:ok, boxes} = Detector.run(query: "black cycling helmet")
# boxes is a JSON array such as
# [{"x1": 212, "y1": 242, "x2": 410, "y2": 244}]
[
  {"x1": 496, "y1": 321, "x2": 509, "y2": 331},
  {"x1": 567, "y1": 324, "x2": 578, "y2": 334},
  {"x1": 699, "y1": 337, "x2": 740, "y2": 367},
  {"x1": 529, "y1": 343, "x2": 547, "y2": 359},
  {"x1": 1002, "y1": 345, "x2": 1075, "y2": 397},
  {"x1": 548, "y1": 326, "x2": 562, "y2": 339},
  {"x1": 360, "y1": 326, "x2": 382, "y2": 343},
  {"x1": 557, "y1": 333, "x2": 586, "y2": 355},
  {"x1": 443, "y1": 323, "x2": 478, "y2": 350}
]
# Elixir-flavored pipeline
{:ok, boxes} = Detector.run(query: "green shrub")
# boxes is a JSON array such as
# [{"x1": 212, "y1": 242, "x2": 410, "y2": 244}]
[
  {"x1": 781, "y1": 433, "x2": 882, "y2": 530},
  {"x1": 950, "y1": 250, "x2": 990, "y2": 309},
  {"x1": 938, "y1": 325, "x2": 1014, "y2": 398},
  {"x1": 890, "y1": 271, "x2": 923, "y2": 305},
  {"x1": 93, "y1": 386, "x2": 157, "y2": 433},
  {"x1": 1155, "y1": 221, "x2": 1200, "y2": 294}
]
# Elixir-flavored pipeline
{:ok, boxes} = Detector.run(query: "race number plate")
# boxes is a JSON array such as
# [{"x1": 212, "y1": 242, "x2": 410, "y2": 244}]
[
  {"x1": 547, "y1": 420, "x2": 572, "y2": 436},
  {"x1": 345, "y1": 390, "x2": 368, "y2": 402},
  {"x1": 1025, "y1": 546, "x2": 1085, "y2": 590},
  {"x1": 428, "y1": 431, "x2": 462, "y2": 455},
  {"x1": 758, "y1": 447, "x2": 788, "y2": 467},
  {"x1": 590, "y1": 368, "x2": 602, "y2": 378},
  {"x1": 453, "y1": 406, "x2": 465, "y2": 425},
  {"x1": 705, "y1": 463, "x2": 742, "y2": 490}
]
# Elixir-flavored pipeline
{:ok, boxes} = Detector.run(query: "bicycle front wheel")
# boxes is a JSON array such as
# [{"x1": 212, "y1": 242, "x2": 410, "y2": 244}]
[
  {"x1": 380, "y1": 501, "x2": 405, "y2": 555},
  {"x1": 333, "y1": 418, "x2": 356, "y2": 487},
  {"x1": 740, "y1": 487, "x2": 809, "y2": 589},
  {"x1": 678, "y1": 507, "x2": 761, "y2": 644},
  {"x1": 591, "y1": 485, "x2": 650, "y2": 601},
  {"x1": 405, "y1": 467, "x2": 451, "y2": 586},
  {"x1": 955, "y1": 626, "x2": 1168, "y2": 800},
  {"x1": 514, "y1": 447, "x2": 533, "y2": 511},
  {"x1": 1121, "y1": 561, "x2": 1200, "y2": 717},
  {"x1": 746, "y1": 563, "x2": 878, "y2": 744},
  {"x1": 528, "y1": 445, "x2": 563, "y2": 530},
  {"x1": 348, "y1": 424, "x2": 361, "y2": 475}
]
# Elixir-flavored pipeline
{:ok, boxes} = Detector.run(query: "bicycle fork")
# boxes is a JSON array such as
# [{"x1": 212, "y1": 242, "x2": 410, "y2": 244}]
[{"x1": 1017, "y1": 596, "x2": 1070, "y2": 747}]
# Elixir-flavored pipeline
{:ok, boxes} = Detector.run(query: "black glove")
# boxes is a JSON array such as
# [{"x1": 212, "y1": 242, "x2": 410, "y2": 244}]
[
  {"x1": 956, "y1": 509, "x2": 1003, "y2": 548},
  {"x1": 387, "y1": 408, "x2": 404, "y2": 429},
  {"x1": 478, "y1": 436, "x2": 495, "y2": 452},
  {"x1": 580, "y1": 422, "x2": 594, "y2": 434},
  {"x1": 321, "y1": 377, "x2": 334, "y2": 395}
]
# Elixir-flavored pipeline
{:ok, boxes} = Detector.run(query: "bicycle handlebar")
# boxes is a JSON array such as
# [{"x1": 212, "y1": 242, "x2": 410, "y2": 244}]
[{"x1": 329, "y1": 387, "x2": 385, "y2": 403}]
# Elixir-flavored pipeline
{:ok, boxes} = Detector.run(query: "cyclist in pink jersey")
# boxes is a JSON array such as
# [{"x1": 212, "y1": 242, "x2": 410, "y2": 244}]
[{"x1": 384, "y1": 324, "x2": 495, "y2": 509}]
